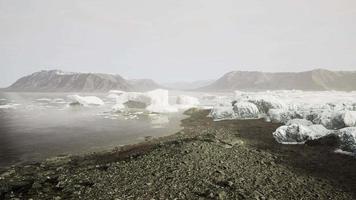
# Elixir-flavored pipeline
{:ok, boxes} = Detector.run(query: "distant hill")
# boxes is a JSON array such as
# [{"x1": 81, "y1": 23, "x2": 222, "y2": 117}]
[
  {"x1": 6, "y1": 70, "x2": 162, "y2": 92},
  {"x1": 127, "y1": 79, "x2": 163, "y2": 92},
  {"x1": 199, "y1": 69, "x2": 356, "y2": 91}
]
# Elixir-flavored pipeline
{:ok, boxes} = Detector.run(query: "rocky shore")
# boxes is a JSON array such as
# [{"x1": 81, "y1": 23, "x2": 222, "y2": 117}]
[{"x1": 1, "y1": 109, "x2": 355, "y2": 199}]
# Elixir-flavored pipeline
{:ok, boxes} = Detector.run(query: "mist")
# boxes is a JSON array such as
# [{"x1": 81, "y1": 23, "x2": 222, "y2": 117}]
[{"x1": 1, "y1": 0, "x2": 356, "y2": 87}]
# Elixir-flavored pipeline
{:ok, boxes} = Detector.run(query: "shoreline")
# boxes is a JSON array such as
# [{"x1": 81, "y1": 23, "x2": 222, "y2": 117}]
[{"x1": 1, "y1": 109, "x2": 355, "y2": 199}]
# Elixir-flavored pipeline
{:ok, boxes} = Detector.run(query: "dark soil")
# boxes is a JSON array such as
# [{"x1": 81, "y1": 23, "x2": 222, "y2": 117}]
[{"x1": 0, "y1": 109, "x2": 355, "y2": 199}]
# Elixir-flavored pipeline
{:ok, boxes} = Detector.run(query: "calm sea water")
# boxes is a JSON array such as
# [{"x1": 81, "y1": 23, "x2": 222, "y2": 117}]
[{"x1": 0, "y1": 92, "x2": 186, "y2": 168}]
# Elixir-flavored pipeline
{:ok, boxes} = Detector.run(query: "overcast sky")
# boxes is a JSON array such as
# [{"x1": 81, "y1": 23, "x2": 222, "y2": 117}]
[{"x1": 0, "y1": 0, "x2": 356, "y2": 87}]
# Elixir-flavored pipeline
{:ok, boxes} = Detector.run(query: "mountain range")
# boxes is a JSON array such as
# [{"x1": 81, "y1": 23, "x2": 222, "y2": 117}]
[
  {"x1": 4, "y1": 69, "x2": 356, "y2": 92},
  {"x1": 5, "y1": 70, "x2": 161, "y2": 92},
  {"x1": 199, "y1": 69, "x2": 356, "y2": 91}
]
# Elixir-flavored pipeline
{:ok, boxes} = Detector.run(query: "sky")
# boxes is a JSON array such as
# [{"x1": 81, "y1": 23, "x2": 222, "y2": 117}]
[{"x1": 0, "y1": 0, "x2": 356, "y2": 87}]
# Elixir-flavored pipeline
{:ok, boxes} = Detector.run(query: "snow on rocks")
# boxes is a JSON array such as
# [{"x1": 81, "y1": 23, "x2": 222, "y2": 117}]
[
  {"x1": 68, "y1": 95, "x2": 104, "y2": 106},
  {"x1": 336, "y1": 127, "x2": 356, "y2": 155},
  {"x1": 273, "y1": 124, "x2": 333, "y2": 144}
]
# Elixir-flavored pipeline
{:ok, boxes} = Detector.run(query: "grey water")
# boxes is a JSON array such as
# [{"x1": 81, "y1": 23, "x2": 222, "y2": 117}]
[{"x1": 0, "y1": 92, "x2": 185, "y2": 168}]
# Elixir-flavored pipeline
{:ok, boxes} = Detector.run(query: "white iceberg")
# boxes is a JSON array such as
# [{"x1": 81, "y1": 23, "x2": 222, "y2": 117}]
[
  {"x1": 175, "y1": 95, "x2": 200, "y2": 109},
  {"x1": 0, "y1": 104, "x2": 20, "y2": 109},
  {"x1": 342, "y1": 111, "x2": 356, "y2": 127},
  {"x1": 111, "y1": 89, "x2": 178, "y2": 113},
  {"x1": 273, "y1": 124, "x2": 332, "y2": 144},
  {"x1": 68, "y1": 95, "x2": 104, "y2": 106}
]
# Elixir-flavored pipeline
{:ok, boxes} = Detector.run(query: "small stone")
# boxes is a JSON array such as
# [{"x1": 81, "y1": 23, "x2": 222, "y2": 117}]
[{"x1": 218, "y1": 191, "x2": 227, "y2": 199}]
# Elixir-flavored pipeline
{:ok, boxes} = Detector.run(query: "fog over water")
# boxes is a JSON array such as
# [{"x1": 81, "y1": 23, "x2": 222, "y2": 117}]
[{"x1": 0, "y1": 92, "x2": 187, "y2": 167}]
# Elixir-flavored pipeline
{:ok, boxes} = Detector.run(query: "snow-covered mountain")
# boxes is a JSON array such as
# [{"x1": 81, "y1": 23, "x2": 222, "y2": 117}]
[
  {"x1": 199, "y1": 69, "x2": 356, "y2": 91},
  {"x1": 6, "y1": 70, "x2": 162, "y2": 92}
]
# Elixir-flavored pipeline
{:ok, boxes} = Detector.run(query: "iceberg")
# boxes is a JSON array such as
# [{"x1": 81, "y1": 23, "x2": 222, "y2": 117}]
[
  {"x1": 336, "y1": 127, "x2": 356, "y2": 155},
  {"x1": 209, "y1": 106, "x2": 235, "y2": 121},
  {"x1": 175, "y1": 95, "x2": 200, "y2": 109},
  {"x1": 273, "y1": 124, "x2": 332, "y2": 144},
  {"x1": 68, "y1": 95, "x2": 104, "y2": 106},
  {"x1": 0, "y1": 104, "x2": 20, "y2": 109},
  {"x1": 232, "y1": 101, "x2": 260, "y2": 119},
  {"x1": 111, "y1": 89, "x2": 178, "y2": 113},
  {"x1": 286, "y1": 119, "x2": 313, "y2": 126},
  {"x1": 267, "y1": 109, "x2": 302, "y2": 124},
  {"x1": 342, "y1": 111, "x2": 356, "y2": 127}
]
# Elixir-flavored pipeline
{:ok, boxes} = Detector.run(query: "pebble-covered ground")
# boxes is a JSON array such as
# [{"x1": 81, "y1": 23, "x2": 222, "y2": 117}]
[{"x1": 1, "y1": 109, "x2": 355, "y2": 199}]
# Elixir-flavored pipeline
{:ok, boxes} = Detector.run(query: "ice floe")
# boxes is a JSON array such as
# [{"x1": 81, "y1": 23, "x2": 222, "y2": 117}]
[
  {"x1": 0, "y1": 104, "x2": 20, "y2": 109},
  {"x1": 68, "y1": 95, "x2": 104, "y2": 106}
]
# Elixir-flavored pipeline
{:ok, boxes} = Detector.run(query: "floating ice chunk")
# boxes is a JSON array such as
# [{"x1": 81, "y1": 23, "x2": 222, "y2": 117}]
[
  {"x1": 111, "y1": 89, "x2": 177, "y2": 113},
  {"x1": 68, "y1": 95, "x2": 104, "y2": 106},
  {"x1": 36, "y1": 98, "x2": 52, "y2": 102},
  {"x1": 336, "y1": 127, "x2": 356, "y2": 155},
  {"x1": 0, "y1": 104, "x2": 20, "y2": 109},
  {"x1": 109, "y1": 90, "x2": 126, "y2": 95},
  {"x1": 342, "y1": 111, "x2": 356, "y2": 127},
  {"x1": 233, "y1": 101, "x2": 260, "y2": 119},
  {"x1": 286, "y1": 119, "x2": 313, "y2": 126},
  {"x1": 175, "y1": 95, "x2": 200, "y2": 110},
  {"x1": 273, "y1": 124, "x2": 332, "y2": 144},
  {"x1": 145, "y1": 89, "x2": 178, "y2": 113},
  {"x1": 176, "y1": 95, "x2": 200, "y2": 106},
  {"x1": 107, "y1": 93, "x2": 119, "y2": 99},
  {"x1": 209, "y1": 106, "x2": 235, "y2": 121}
]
